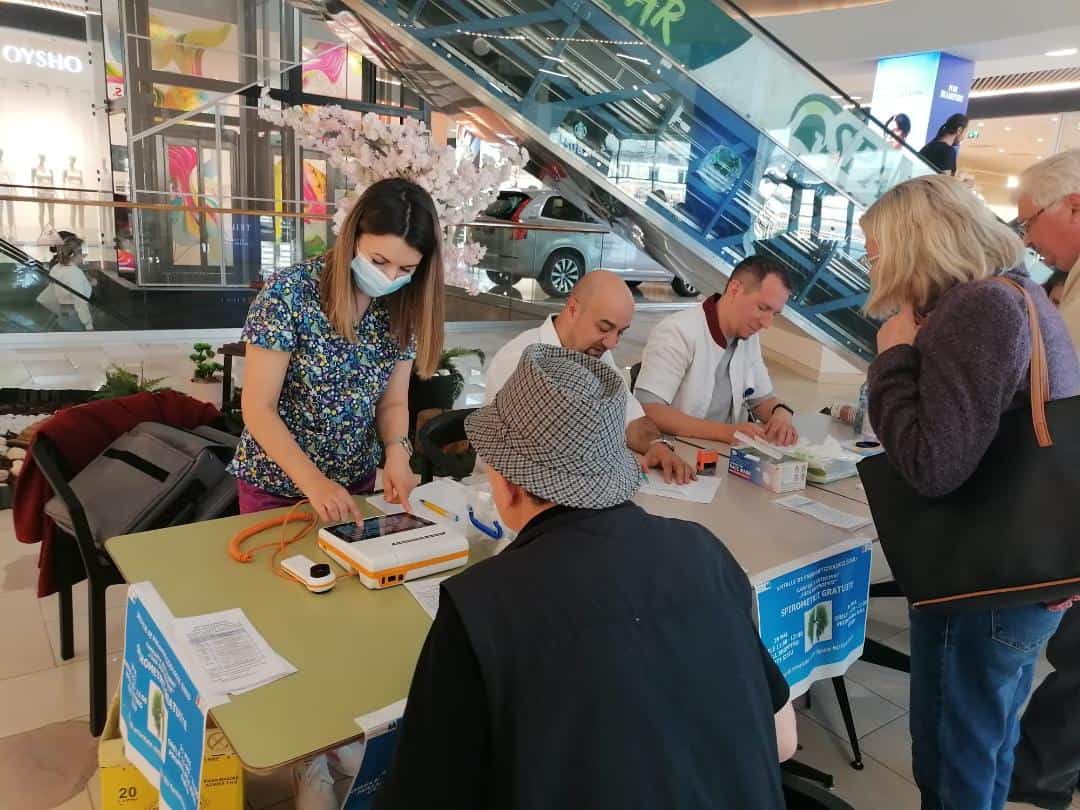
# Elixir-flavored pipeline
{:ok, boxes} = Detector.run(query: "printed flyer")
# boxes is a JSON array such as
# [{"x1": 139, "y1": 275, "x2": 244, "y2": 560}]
[{"x1": 753, "y1": 539, "x2": 873, "y2": 698}]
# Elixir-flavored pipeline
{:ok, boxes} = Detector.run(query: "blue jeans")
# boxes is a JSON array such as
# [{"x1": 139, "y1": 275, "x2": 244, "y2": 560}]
[{"x1": 910, "y1": 604, "x2": 1063, "y2": 810}]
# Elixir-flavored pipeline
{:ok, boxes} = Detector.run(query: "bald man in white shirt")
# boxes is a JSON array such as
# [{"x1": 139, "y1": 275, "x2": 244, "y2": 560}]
[{"x1": 485, "y1": 271, "x2": 694, "y2": 483}]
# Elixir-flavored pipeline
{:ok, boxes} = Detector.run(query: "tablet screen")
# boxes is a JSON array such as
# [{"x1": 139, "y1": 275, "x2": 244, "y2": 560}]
[{"x1": 326, "y1": 513, "x2": 435, "y2": 543}]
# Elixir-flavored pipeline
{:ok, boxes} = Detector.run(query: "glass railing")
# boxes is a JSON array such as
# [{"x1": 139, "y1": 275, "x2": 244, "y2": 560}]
[
  {"x1": 0, "y1": 192, "x2": 335, "y2": 332},
  {"x1": 319, "y1": 0, "x2": 1021, "y2": 363},
  {"x1": 0, "y1": 189, "x2": 704, "y2": 333}
]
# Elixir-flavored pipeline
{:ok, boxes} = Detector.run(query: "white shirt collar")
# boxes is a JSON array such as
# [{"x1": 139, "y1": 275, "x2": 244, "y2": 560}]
[{"x1": 538, "y1": 314, "x2": 564, "y2": 348}]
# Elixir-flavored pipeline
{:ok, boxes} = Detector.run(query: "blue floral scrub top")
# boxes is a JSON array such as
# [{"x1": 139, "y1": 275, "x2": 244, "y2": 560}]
[{"x1": 229, "y1": 258, "x2": 415, "y2": 497}]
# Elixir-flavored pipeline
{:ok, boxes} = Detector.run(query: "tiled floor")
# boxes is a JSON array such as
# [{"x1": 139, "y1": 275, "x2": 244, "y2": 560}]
[{"x1": 0, "y1": 325, "x2": 1076, "y2": 809}]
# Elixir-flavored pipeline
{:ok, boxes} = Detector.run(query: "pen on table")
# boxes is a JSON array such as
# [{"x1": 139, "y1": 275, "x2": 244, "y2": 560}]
[{"x1": 419, "y1": 498, "x2": 458, "y2": 521}]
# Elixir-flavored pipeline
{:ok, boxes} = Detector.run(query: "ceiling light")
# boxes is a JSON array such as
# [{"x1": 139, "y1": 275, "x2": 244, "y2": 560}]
[
  {"x1": 1037, "y1": 137, "x2": 1045, "y2": 142},
  {"x1": 971, "y1": 83, "x2": 1080, "y2": 98},
  {"x1": 1052, "y1": 117, "x2": 1060, "y2": 122},
  {"x1": 998, "y1": 148, "x2": 1006, "y2": 153},
  {"x1": 1006, "y1": 176, "x2": 1019, "y2": 188},
  {"x1": 1004, "y1": 126, "x2": 1013, "y2": 131},
  {"x1": 542, "y1": 54, "x2": 565, "y2": 63},
  {"x1": 1045, "y1": 48, "x2": 1079, "y2": 57},
  {"x1": 538, "y1": 67, "x2": 569, "y2": 79}
]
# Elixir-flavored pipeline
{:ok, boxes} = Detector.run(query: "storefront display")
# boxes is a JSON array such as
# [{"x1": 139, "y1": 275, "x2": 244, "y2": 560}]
[{"x1": 0, "y1": 26, "x2": 106, "y2": 258}]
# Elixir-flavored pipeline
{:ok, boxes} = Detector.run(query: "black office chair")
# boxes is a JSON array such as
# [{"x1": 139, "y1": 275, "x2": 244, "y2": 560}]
[
  {"x1": 783, "y1": 771, "x2": 856, "y2": 809},
  {"x1": 30, "y1": 432, "x2": 126, "y2": 737},
  {"x1": 414, "y1": 408, "x2": 477, "y2": 484}
]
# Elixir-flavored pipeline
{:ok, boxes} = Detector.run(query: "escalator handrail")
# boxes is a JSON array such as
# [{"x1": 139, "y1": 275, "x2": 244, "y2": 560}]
[
  {"x1": 0, "y1": 238, "x2": 135, "y2": 330},
  {"x1": 715, "y1": 0, "x2": 944, "y2": 175}
]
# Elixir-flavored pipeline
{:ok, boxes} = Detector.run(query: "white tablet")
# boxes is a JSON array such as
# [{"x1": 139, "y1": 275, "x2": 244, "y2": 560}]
[{"x1": 317, "y1": 513, "x2": 468, "y2": 590}]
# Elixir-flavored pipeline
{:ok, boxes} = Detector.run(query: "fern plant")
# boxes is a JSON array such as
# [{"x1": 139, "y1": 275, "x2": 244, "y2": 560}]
[{"x1": 93, "y1": 365, "x2": 167, "y2": 400}]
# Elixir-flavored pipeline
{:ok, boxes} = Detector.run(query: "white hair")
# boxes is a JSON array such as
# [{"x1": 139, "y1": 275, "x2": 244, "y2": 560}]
[{"x1": 1018, "y1": 149, "x2": 1080, "y2": 208}]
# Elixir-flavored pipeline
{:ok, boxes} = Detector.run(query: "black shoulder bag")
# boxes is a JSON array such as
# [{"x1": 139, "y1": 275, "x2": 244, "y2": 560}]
[{"x1": 858, "y1": 277, "x2": 1080, "y2": 613}]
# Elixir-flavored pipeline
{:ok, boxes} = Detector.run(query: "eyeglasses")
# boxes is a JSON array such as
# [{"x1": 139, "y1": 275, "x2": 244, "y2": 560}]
[
  {"x1": 858, "y1": 253, "x2": 878, "y2": 271},
  {"x1": 1016, "y1": 197, "x2": 1063, "y2": 239},
  {"x1": 1015, "y1": 208, "x2": 1047, "y2": 239}
]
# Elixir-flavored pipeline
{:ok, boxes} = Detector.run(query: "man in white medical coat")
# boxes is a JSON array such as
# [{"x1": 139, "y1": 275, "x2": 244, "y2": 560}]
[{"x1": 635, "y1": 256, "x2": 798, "y2": 446}]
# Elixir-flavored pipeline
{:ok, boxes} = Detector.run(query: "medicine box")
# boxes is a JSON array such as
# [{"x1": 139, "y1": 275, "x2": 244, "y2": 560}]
[
  {"x1": 98, "y1": 692, "x2": 244, "y2": 810},
  {"x1": 728, "y1": 445, "x2": 808, "y2": 494}
]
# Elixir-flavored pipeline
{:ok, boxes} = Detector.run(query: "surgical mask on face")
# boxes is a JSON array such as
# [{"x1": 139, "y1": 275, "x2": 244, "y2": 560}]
[{"x1": 350, "y1": 253, "x2": 412, "y2": 297}]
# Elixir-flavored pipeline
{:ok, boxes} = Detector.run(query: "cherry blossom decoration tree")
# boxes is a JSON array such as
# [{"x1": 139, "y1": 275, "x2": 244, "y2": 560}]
[{"x1": 258, "y1": 87, "x2": 528, "y2": 292}]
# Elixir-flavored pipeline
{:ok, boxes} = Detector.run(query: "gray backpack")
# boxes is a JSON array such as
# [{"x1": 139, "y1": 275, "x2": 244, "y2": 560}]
[{"x1": 45, "y1": 422, "x2": 239, "y2": 548}]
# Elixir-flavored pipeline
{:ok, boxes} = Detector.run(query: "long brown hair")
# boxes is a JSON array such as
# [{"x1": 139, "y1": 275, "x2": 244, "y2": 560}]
[{"x1": 321, "y1": 178, "x2": 445, "y2": 377}]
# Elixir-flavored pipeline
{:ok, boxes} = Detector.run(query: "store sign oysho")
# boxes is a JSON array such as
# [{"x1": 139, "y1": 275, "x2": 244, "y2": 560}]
[{"x1": 2, "y1": 46, "x2": 84, "y2": 74}]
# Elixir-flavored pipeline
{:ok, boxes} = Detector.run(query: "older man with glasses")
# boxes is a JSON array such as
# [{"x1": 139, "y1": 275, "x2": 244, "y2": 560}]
[
  {"x1": 1016, "y1": 150, "x2": 1080, "y2": 349},
  {"x1": 1009, "y1": 148, "x2": 1080, "y2": 810}
]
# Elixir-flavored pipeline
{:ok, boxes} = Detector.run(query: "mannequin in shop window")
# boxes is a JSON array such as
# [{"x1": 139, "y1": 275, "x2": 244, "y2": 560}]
[
  {"x1": 0, "y1": 150, "x2": 13, "y2": 240},
  {"x1": 63, "y1": 157, "x2": 84, "y2": 231},
  {"x1": 31, "y1": 155, "x2": 55, "y2": 233},
  {"x1": 36, "y1": 233, "x2": 93, "y2": 331}
]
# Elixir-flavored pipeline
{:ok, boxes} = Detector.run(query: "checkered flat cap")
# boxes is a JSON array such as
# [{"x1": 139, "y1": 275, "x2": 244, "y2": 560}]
[{"x1": 466, "y1": 343, "x2": 641, "y2": 509}]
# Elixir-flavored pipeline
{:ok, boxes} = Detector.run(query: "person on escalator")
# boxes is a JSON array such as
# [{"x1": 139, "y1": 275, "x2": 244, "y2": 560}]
[
  {"x1": 634, "y1": 255, "x2": 799, "y2": 446},
  {"x1": 919, "y1": 114, "x2": 969, "y2": 175},
  {"x1": 885, "y1": 113, "x2": 912, "y2": 149},
  {"x1": 36, "y1": 234, "x2": 94, "y2": 331}
]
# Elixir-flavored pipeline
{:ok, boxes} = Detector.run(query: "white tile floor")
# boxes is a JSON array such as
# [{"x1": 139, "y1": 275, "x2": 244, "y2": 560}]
[{"x1": 0, "y1": 323, "x2": 1076, "y2": 809}]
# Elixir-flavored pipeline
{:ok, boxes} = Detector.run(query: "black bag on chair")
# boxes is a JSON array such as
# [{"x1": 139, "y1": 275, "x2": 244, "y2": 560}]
[{"x1": 857, "y1": 277, "x2": 1080, "y2": 613}]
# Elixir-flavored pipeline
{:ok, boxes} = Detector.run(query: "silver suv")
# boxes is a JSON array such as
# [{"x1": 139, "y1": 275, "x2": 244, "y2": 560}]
[{"x1": 473, "y1": 189, "x2": 699, "y2": 298}]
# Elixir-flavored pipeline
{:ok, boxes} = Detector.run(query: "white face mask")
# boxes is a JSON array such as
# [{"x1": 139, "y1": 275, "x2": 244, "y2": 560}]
[{"x1": 350, "y1": 253, "x2": 413, "y2": 298}]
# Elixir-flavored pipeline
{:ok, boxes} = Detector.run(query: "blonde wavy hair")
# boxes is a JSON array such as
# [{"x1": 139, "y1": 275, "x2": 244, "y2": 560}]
[{"x1": 861, "y1": 174, "x2": 1026, "y2": 318}]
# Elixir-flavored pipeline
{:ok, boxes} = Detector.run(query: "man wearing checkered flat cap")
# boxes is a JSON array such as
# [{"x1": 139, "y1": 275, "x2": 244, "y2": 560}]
[{"x1": 377, "y1": 344, "x2": 796, "y2": 810}]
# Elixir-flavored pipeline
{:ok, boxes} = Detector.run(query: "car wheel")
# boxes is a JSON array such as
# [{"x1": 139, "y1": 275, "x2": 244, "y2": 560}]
[
  {"x1": 672, "y1": 276, "x2": 699, "y2": 297},
  {"x1": 539, "y1": 250, "x2": 585, "y2": 297},
  {"x1": 485, "y1": 270, "x2": 519, "y2": 286}
]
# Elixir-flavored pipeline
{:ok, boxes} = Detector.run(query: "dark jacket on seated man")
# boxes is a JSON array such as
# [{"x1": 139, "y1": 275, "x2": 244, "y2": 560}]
[{"x1": 376, "y1": 344, "x2": 790, "y2": 810}]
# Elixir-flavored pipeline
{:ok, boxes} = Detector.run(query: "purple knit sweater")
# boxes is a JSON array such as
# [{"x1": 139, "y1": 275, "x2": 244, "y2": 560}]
[{"x1": 868, "y1": 269, "x2": 1080, "y2": 498}]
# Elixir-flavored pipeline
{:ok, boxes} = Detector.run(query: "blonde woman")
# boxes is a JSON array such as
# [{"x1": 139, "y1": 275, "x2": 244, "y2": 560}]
[{"x1": 861, "y1": 174, "x2": 1080, "y2": 810}]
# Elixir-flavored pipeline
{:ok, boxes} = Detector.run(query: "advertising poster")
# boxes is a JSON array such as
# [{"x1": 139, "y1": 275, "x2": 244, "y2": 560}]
[
  {"x1": 927, "y1": 53, "x2": 974, "y2": 148},
  {"x1": 343, "y1": 700, "x2": 407, "y2": 810},
  {"x1": 752, "y1": 539, "x2": 873, "y2": 699},
  {"x1": 681, "y1": 89, "x2": 760, "y2": 247},
  {"x1": 120, "y1": 583, "x2": 209, "y2": 810}
]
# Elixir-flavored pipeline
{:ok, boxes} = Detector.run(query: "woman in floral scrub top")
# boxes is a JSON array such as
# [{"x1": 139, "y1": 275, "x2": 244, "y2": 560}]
[{"x1": 231, "y1": 178, "x2": 445, "y2": 523}]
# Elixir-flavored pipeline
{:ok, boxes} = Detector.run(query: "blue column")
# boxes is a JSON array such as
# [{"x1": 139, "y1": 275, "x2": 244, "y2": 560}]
[{"x1": 870, "y1": 52, "x2": 973, "y2": 150}]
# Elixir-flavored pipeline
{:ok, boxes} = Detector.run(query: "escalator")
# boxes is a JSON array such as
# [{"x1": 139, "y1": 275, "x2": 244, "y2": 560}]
[
  {"x1": 295, "y1": 0, "x2": 953, "y2": 365},
  {"x1": 0, "y1": 239, "x2": 132, "y2": 333}
]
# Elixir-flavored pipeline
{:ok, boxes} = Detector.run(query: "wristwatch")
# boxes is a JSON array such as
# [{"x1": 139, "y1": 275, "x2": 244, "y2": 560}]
[
  {"x1": 771, "y1": 403, "x2": 794, "y2": 417},
  {"x1": 386, "y1": 436, "x2": 414, "y2": 456},
  {"x1": 649, "y1": 437, "x2": 676, "y2": 452}
]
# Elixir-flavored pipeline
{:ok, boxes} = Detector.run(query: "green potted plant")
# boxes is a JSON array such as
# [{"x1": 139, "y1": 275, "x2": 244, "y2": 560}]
[
  {"x1": 407, "y1": 347, "x2": 485, "y2": 435},
  {"x1": 188, "y1": 343, "x2": 225, "y2": 407}
]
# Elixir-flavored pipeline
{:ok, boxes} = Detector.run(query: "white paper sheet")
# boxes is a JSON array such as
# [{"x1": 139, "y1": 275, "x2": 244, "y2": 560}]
[
  {"x1": 638, "y1": 471, "x2": 722, "y2": 503},
  {"x1": 404, "y1": 574, "x2": 451, "y2": 620},
  {"x1": 774, "y1": 494, "x2": 872, "y2": 531},
  {"x1": 366, "y1": 494, "x2": 405, "y2": 515},
  {"x1": 172, "y1": 608, "x2": 296, "y2": 695},
  {"x1": 369, "y1": 480, "x2": 471, "y2": 524}
]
